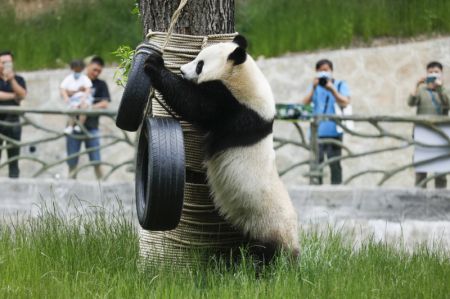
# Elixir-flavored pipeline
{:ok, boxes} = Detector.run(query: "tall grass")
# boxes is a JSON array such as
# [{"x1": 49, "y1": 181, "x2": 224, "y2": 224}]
[
  {"x1": 237, "y1": 0, "x2": 450, "y2": 57},
  {"x1": 0, "y1": 0, "x2": 141, "y2": 70},
  {"x1": 1, "y1": 203, "x2": 449, "y2": 298},
  {"x1": 3, "y1": 0, "x2": 450, "y2": 70}
]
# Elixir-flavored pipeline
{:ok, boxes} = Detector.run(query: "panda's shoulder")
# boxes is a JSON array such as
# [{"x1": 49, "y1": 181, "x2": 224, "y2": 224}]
[
  {"x1": 198, "y1": 80, "x2": 230, "y2": 94},
  {"x1": 198, "y1": 80, "x2": 241, "y2": 107}
]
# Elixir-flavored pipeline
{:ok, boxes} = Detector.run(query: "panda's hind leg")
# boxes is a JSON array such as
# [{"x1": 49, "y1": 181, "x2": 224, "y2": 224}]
[
  {"x1": 248, "y1": 240, "x2": 279, "y2": 264},
  {"x1": 247, "y1": 231, "x2": 300, "y2": 265}
]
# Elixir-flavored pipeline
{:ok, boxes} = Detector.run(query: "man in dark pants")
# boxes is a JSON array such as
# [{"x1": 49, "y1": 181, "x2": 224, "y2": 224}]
[
  {"x1": 0, "y1": 50, "x2": 27, "y2": 178},
  {"x1": 408, "y1": 61, "x2": 450, "y2": 188},
  {"x1": 303, "y1": 59, "x2": 351, "y2": 184},
  {"x1": 66, "y1": 56, "x2": 110, "y2": 179}
]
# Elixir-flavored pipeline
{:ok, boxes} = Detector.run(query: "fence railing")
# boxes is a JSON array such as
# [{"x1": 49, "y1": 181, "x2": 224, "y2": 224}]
[
  {"x1": 1, "y1": 106, "x2": 449, "y2": 186},
  {"x1": 0, "y1": 106, "x2": 134, "y2": 180},
  {"x1": 275, "y1": 115, "x2": 450, "y2": 187}
]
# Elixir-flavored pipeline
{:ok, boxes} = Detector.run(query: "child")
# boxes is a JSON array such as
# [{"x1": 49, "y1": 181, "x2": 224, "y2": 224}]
[{"x1": 60, "y1": 60, "x2": 93, "y2": 134}]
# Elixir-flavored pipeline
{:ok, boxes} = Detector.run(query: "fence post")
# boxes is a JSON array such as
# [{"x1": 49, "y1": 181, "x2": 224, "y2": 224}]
[{"x1": 309, "y1": 117, "x2": 320, "y2": 185}]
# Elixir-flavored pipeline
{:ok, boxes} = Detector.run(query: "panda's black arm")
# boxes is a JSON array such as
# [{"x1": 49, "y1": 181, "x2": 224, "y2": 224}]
[
  {"x1": 145, "y1": 58, "x2": 231, "y2": 126},
  {"x1": 159, "y1": 69, "x2": 230, "y2": 123}
]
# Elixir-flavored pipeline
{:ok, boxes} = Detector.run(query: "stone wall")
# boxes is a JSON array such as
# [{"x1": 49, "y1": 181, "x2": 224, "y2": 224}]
[
  {"x1": 20, "y1": 67, "x2": 124, "y2": 111},
  {"x1": 21, "y1": 38, "x2": 450, "y2": 127},
  {"x1": 259, "y1": 37, "x2": 450, "y2": 113},
  {"x1": 3, "y1": 37, "x2": 450, "y2": 186},
  {"x1": 2, "y1": 178, "x2": 449, "y2": 249}
]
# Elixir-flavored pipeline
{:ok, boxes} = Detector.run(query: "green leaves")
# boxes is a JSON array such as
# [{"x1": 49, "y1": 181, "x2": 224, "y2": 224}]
[{"x1": 112, "y1": 45, "x2": 135, "y2": 87}]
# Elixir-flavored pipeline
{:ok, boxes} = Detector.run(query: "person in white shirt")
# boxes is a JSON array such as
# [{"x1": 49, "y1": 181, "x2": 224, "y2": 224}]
[{"x1": 60, "y1": 60, "x2": 93, "y2": 134}]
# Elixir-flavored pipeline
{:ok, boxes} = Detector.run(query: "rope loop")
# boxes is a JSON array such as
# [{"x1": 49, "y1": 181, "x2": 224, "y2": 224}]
[{"x1": 162, "y1": 0, "x2": 189, "y2": 52}]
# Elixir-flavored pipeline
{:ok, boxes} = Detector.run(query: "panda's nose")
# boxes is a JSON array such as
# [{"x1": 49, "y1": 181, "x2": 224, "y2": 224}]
[{"x1": 180, "y1": 69, "x2": 185, "y2": 78}]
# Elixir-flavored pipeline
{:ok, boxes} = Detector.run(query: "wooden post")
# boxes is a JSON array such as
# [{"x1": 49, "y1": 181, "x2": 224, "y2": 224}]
[{"x1": 309, "y1": 118, "x2": 321, "y2": 185}]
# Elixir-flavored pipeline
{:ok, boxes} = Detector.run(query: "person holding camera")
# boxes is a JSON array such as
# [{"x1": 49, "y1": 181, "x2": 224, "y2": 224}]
[
  {"x1": 408, "y1": 61, "x2": 450, "y2": 188},
  {"x1": 0, "y1": 50, "x2": 27, "y2": 178},
  {"x1": 303, "y1": 59, "x2": 350, "y2": 185}
]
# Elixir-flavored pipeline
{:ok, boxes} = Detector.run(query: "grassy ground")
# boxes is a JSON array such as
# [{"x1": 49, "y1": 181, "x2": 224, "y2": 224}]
[
  {"x1": 1, "y1": 205, "x2": 449, "y2": 298},
  {"x1": 3, "y1": 0, "x2": 450, "y2": 70},
  {"x1": 237, "y1": 0, "x2": 450, "y2": 57},
  {"x1": 0, "y1": 0, "x2": 141, "y2": 70}
]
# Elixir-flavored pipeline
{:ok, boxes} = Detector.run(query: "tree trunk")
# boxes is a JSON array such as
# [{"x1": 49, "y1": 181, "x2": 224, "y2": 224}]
[
  {"x1": 139, "y1": 0, "x2": 235, "y2": 36},
  {"x1": 137, "y1": 0, "x2": 243, "y2": 267}
]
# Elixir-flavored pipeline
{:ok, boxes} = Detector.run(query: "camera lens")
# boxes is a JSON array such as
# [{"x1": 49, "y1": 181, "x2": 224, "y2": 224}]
[
  {"x1": 319, "y1": 77, "x2": 328, "y2": 86},
  {"x1": 426, "y1": 77, "x2": 436, "y2": 84}
]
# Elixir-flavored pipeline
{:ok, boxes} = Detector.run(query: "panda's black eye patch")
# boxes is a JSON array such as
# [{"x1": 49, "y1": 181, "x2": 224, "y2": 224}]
[{"x1": 196, "y1": 60, "x2": 204, "y2": 75}]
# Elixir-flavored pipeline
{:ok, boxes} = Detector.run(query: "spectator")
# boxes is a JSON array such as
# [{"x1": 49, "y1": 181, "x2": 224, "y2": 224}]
[
  {"x1": 408, "y1": 61, "x2": 450, "y2": 188},
  {"x1": 66, "y1": 56, "x2": 110, "y2": 179},
  {"x1": 0, "y1": 50, "x2": 27, "y2": 178},
  {"x1": 303, "y1": 59, "x2": 350, "y2": 184},
  {"x1": 60, "y1": 60, "x2": 93, "y2": 134}
]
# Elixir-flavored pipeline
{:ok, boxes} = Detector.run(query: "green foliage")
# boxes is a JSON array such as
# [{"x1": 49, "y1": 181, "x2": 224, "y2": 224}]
[
  {"x1": 3, "y1": 0, "x2": 450, "y2": 70},
  {"x1": 0, "y1": 0, "x2": 141, "y2": 70},
  {"x1": 131, "y1": 0, "x2": 140, "y2": 16},
  {"x1": 1, "y1": 203, "x2": 449, "y2": 298},
  {"x1": 237, "y1": 0, "x2": 450, "y2": 57},
  {"x1": 112, "y1": 45, "x2": 135, "y2": 86}
]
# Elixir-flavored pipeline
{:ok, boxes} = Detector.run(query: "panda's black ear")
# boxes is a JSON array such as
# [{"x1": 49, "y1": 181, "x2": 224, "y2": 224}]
[
  {"x1": 228, "y1": 47, "x2": 247, "y2": 65},
  {"x1": 232, "y1": 35, "x2": 248, "y2": 50}
]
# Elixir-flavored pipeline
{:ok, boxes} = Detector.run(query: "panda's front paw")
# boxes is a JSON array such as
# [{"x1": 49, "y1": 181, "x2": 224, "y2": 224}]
[{"x1": 144, "y1": 53, "x2": 165, "y2": 75}]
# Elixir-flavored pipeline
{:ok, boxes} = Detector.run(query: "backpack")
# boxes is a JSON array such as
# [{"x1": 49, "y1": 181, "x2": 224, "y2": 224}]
[{"x1": 333, "y1": 81, "x2": 354, "y2": 133}]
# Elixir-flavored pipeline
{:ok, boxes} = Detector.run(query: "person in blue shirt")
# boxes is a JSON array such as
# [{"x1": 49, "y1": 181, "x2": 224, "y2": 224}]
[{"x1": 303, "y1": 59, "x2": 351, "y2": 184}]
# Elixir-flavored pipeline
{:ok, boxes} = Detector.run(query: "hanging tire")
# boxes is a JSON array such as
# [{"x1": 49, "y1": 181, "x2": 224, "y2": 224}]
[
  {"x1": 135, "y1": 117, "x2": 185, "y2": 230},
  {"x1": 116, "y1": 46, "x2": 159, "y2": 132}
]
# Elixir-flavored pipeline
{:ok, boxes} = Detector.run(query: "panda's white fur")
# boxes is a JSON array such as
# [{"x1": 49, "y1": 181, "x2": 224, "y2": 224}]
[
  {"x1": 206, "y1": 136, "x2": 299, "y2": 252},
  {"x1": 145, "y1": 35, "x2": 299, "y2": 257}
]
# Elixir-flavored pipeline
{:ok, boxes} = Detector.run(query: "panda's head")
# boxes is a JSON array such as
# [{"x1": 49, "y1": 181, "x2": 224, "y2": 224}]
[{"x1": 180, "y1": 35, "x2": 248, "y2": 84}]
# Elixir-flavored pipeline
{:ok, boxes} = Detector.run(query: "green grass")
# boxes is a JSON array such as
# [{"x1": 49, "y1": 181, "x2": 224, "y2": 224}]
[
  {"x1": 1, "y1": 203, "x2": 449, "y2": 298},
  {"x1": 237, "y1": 0, "x2": 450, "y2": 57},
  {"x1": 0, "y1": 0, "x2": 141, "y2": 70},
  {"x1": 3, "y1": 0, "x2": 450, "y2": 70}
]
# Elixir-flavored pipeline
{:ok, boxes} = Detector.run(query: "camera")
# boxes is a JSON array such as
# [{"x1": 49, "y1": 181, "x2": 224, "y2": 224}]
[
  {"x1": 318, "y1": 77, "x2": 328, "y2": 87},
  {"x1": 317, "y1": 71, "x2": 331, "y2": 87},
  {"x1": 425, "y1": 74, "x2": 439, "y2": 84}
]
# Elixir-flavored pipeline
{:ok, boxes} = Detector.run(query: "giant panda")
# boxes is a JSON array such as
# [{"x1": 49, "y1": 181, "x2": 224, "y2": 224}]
[{"x1": 144, "y1": 35, "x2": 299, "y2": 259}]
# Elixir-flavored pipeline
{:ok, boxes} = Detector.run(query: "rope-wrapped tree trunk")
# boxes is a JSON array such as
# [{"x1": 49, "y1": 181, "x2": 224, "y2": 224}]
[{"x1": 138, "y1": 0, "x2": 247, "y2": 266}]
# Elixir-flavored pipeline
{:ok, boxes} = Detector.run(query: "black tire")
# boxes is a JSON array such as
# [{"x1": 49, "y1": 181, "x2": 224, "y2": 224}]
[
  {"x1": 135, "y1": 117, "x2": 185, "y2": 230},
  {"x1": 116, "y1": 47, "x2": 158, "y2": 132}
]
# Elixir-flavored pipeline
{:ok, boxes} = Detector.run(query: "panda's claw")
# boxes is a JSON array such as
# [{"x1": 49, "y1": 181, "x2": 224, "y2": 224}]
[{"x1": 144, "y1": 53, "x2": 165, "y2": 75}]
